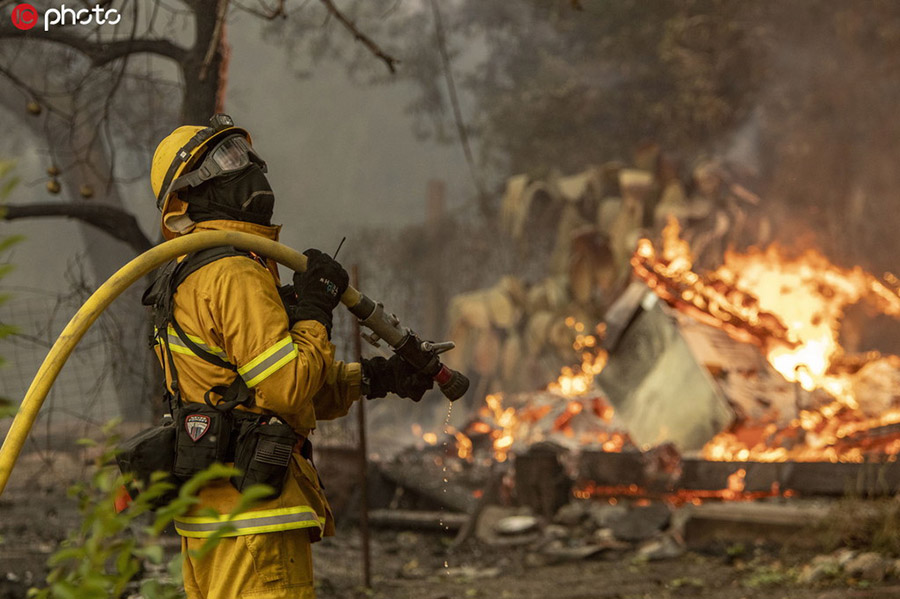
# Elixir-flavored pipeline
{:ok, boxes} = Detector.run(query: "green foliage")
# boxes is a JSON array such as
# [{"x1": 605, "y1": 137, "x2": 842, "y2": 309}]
[
  {"x1": 0, "y1": 160, "x2": 21, "y2": 418},
  {"x1": 0, "y1": 160, "x2": 20, "y2": 201},
  {"x1": 28, "y1": 425, "x2": 274, "y2": 599},
  {"x1": 742, "y1": 564, "x2": 797, "y2": 588},
  {"x1": 669, "y1": 577, "x2": 705, "y2": 589},
  {"x1": 817, "y1": 496, "x2": 900, "y2": 556}
]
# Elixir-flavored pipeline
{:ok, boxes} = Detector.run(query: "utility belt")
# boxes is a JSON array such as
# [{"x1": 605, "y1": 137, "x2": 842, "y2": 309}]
[
  {"x1": 118, "y1": 401, "x2": 305, "y2": 508},
  {"x1": 174, "y1": 401, "x2": 302, "y2": 496}
]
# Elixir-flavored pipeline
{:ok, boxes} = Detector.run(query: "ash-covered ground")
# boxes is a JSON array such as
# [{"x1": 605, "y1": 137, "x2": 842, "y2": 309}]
[{"x1": 3, "y1": 445, "x2": 900, "y2": 599}]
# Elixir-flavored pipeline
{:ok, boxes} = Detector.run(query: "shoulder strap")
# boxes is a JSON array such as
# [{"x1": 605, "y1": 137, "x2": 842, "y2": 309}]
[{"x1": 144, "y1": 246, "x2": 255, "y2": 412}]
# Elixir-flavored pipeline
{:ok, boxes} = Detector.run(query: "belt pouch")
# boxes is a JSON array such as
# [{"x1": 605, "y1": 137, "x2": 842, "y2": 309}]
[
  {"x1": 231, "y1": 419, "x2": 297, "y2": 499},
  {"x1": 174, "y1": 403, "x2": 233, "y2": 479},
  {"x1": 116, "y1": 416, "x2": 178, "y2": 507}
]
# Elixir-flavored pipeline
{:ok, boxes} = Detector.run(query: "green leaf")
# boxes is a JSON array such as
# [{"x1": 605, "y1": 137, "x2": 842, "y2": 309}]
[
  {"x1": 101, "y1": 418, "x2": 122, "y2": 436},
  {"x1": 0, "y1": 234, "x2": 23, "y2": 252},
  {"x1": 229, "y1": 484, "x2": 275, "y2": 514},
  {"x1": 114, "y1": 538, "x2": 136, "y2": 574},
  {"x1": 47, "y1": 546, "x2": 84, "y2": 567},
  {"x1": 191, "y1": 524, "x2": 237, "y2": 560},
  {"x1": 167, "y1": 553, "x2": 183, "y2": 579},
  {"x1": 136, "y1": 543, "x2": 164, "y2": 565},
  {"x1": 178, "y1": 463, "x2": 240, "y2": 498},
  {"x1": 0, "y1": 398, "x2": 16, "y2": 419},
  {"x1": 0, "y1": 160, "x2": 15, "y2": 181},
  {"x1": 0, "y1": 175, "x2": 20, "y2": 199}
]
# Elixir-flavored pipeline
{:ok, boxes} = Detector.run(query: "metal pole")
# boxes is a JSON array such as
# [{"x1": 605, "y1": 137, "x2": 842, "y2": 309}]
[{"x1": 351, "y1": 265, "x2": 372, "y2": 590}]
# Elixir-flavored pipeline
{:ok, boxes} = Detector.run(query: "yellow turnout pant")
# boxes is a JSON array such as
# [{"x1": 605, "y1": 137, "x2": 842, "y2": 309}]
[{"x1": 181, "y1": 529, "x2": 315, "y2": 598}]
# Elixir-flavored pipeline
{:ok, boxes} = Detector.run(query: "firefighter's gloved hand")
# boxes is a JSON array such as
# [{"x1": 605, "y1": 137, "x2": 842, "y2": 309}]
[
  {"x1": 293, "y1": 249, "x2": 349, "y2": 337},
  {"x1": 362, "y1": 355, "x2": 434, "y2": 402}
]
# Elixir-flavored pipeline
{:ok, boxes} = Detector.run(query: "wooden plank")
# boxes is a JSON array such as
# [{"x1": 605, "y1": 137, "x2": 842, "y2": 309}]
[
  {"x1": 682, "y1": 502, "x2": 829, "y2": 549},
  {"x1": 779, "y1": 461, "x2": 900, "y2": 497},
  {"x1": 579, "y1": 451, "x2": 900, "y2": 497},
  {"x1": 578, "y1": 450, "x2": 647, "y2": 487}
]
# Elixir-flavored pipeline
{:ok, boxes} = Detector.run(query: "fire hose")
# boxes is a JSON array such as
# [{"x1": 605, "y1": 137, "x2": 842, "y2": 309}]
[{"x1": 0, "y1": 231, "x2": 469, "y2": 496}]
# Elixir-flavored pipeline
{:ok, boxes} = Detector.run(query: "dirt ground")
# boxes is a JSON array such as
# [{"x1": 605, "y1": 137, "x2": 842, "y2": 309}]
[
  {"x1": 312, "y1": 529, "x2": 900, "y2": 599},
  {"x1": 2, "y1": 451, "x2": 899, "y2": 599}
]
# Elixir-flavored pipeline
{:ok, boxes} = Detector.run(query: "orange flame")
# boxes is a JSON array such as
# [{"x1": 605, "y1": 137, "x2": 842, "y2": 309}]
[
  {"x1": 548, "y1": 320, "x2": 608, "y2": 396},
  {"x1": 635, "y1": 218, "x2": 900, "y2": 463}
]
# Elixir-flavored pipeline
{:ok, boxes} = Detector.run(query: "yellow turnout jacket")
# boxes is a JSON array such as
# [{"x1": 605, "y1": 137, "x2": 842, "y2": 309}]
[{"x1": 154, "y1": 219, "x2": 361, "y2": 541}]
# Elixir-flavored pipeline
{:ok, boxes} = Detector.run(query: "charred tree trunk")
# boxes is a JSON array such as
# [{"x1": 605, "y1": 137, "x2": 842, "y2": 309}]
[{"x1": 181, "y1": 0, "x2": 230, "y2": 124}]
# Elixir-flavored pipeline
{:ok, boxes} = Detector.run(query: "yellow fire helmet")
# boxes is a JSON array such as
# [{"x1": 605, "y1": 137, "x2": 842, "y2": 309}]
[{"x1": 151, "y1": 114, "x2": 252, "y2": 240}]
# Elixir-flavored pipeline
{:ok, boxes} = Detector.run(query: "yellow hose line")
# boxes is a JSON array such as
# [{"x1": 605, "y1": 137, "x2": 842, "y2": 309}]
[{"x1": 0, "y1": 231, "x2": 362, "y2": 496}]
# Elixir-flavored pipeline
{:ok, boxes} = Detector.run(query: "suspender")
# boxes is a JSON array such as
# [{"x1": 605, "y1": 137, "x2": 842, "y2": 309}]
[{"x1": 143, "y1": 247, "x2": 254, "y2": 414}]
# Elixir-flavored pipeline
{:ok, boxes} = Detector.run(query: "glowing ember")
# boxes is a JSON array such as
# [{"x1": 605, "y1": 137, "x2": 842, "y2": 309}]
[
  {"x1": 445, "y1": 426, "x2": 473, "y2": 460},
  {"x1": 572, "y1": 474, "x2": 780, "y2": 505},
  {"x1": 459, "y1": 391, "x2": 629, "y2": 462},
  {"x1": 724, "y1": 468, "x2": 746, "y2": 500},
  {"x1": 548, "y1": 322, "x2": 608, "y2": 397}
]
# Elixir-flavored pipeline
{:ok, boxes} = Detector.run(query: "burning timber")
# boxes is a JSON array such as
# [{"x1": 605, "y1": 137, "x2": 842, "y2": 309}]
[
  {"x1": 384, "y1": 218, "x2": 900, "y2": 520},
  {"x1": 631, "y1": 218, "x2": 900, "y2": 464}
]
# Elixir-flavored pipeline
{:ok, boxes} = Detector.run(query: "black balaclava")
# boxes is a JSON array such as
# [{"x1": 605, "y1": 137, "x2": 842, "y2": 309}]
[{"x1": 183, "y1": 163, "x2": 275, "y2": 226}]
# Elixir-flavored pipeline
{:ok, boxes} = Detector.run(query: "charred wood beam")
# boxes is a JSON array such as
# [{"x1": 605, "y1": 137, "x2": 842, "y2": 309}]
[
  {"x1": 833, "y1": 422, "x2": 900, "y2": 448},
  {"x1": 369, "y1": 509, "x2": 467, "y2": 532},
  {"x1": 579, "y1": 450, "x2": 900, "y2": 497},
  {"x1": 2, "y1": 202, "x2": 152, "y2": 254},
  {"x1": 515, "y1": 444, "x2": 572, "y2": 520},
  {"x1": 378, "y1": 461, "x2": 477, "y2": 514}
]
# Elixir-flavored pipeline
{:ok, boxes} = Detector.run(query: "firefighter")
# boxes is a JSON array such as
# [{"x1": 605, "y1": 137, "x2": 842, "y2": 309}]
[{"x1": 149, "y1": 114, "x2": 433, "y2": 598}]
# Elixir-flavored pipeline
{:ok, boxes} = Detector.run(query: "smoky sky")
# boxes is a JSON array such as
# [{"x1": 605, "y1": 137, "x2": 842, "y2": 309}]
[{"x1": 0, "y1": 12, "x2": 470, "y2": 291}]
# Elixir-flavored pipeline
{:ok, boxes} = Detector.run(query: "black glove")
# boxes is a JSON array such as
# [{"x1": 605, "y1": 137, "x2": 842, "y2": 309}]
[
  {"x1": 292, "y1": 249, "x2": 349, "y2": 337},
  {"x1": 362, "y1": 355, "x2": 435, "y2": 402},
  {"x1": 278, "y1": 284, "x2": 301, "y2": 326}
]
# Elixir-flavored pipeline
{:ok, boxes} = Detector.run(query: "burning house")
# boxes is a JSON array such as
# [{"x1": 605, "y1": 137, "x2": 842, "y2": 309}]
[
  {"x1": 354, "y1": 154, "x2": 900, "y2": 585},
  {"x1": 441, "y1": 218, "x2": 900, "y2": 508},
  {"x1": 386, "y1": 160, "x2": 900, "y2": 530}
]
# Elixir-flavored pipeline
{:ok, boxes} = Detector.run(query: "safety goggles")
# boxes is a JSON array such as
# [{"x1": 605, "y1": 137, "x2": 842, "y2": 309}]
[{"x1": 165, "y1": 134, "x2": 267, "y2": 199}]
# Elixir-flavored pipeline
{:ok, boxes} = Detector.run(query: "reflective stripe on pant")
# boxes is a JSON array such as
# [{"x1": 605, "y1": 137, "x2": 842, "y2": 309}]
[{"x1": 182, "y1": 529, "x2": 314, "y2": 599}]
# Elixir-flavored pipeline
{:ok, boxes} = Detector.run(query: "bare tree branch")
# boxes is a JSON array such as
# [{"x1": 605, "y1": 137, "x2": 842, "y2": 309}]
[
  {"x1": 429, "y1": 0, "x2": 491, "y2": 219},
  {"x1": 0, "y1": 26, "x2": 187, "y2": 66},
  {"x1": 2, "y1": 202, "x2": 152, "y2": 254},
  {"x1": 233, "y1": 0, "x2": 287, "y2": 20},
  {"x1": 317, "y1": 0, "x2": 399, "y2": 74}
]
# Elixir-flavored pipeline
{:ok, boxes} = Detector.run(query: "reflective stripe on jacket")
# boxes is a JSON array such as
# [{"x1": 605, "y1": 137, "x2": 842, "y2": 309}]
[
  {"x1": 155, "y1": 219, "x2": 362, "y2": 541},
  {"x1": 174, "y1": 505, "x2": 326, "y2": 538}
]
